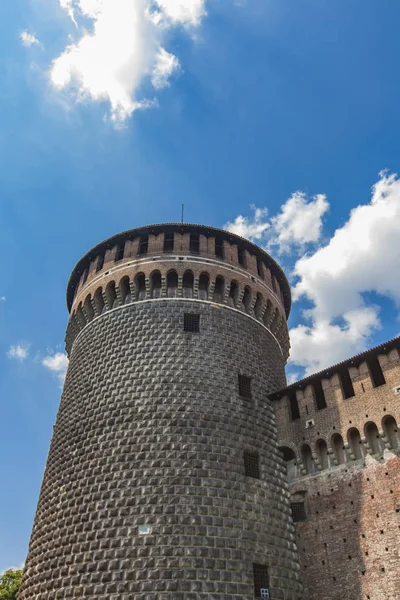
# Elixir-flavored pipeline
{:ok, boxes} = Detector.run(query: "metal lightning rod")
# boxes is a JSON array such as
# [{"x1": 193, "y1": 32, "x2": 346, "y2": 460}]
[{"x1": 181, "y1": 203, "x2": 184, "y2": 223}]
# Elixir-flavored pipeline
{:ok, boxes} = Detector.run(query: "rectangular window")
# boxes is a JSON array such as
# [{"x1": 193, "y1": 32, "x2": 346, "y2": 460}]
[
  {"x1": 96, "y1": 254, "x2": 104, "y2": 272},
  {"x1": 238, "y1": 246, "x2": 246, "y2": 266},
  {"x1": 184, "y1": 313, "x2": 200, "y2": 332},
  {"x1": 314, "y1": 380, "x2": 327, "y2": 410},
  {"x1": 339, "y1": 369, "x2": 355, "y2": 399},
  {"x1": 138, "y1": 235, "x2": 149, "y2": 255},
  {"x1": 190, "y1": 233, "x2": 200, "y2": 253},
  {"x1": 289, "y1": 393, "x2": 300, "y2": 420},
  {"x1": 367, "y1": 356, "x2": 386, "y2": 387},
  {"x1": 253, "y1": 564, "x2": 269, "y2": 599},
  {"x1": 291, "y1": 502, "x2": 306, "y2": 523},
  {"x1": 164, "y1": 232, "x2": 174, "y2": 252},
  {"x1": 238, "y1": 374, "x2": 252, "y2": 399},
  {"x1": 115, "y1": 243, "x2": 125, "y2": 262},
  {"x1": 215, "y1": 238, "x2": 224, "y2": 258},
  {"x1": 244, "y1": 451, "x2": 260, "y2": 479}
]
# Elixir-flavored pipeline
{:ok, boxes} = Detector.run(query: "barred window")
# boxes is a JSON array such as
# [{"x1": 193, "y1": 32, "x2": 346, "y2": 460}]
[
  {"x1": 291, "y1": 501, "x2": 306, "y2": 523},
  {"x1": 238, "y1": 374, "x2": 252, "y2": 399},
  {"x1": 253, "y1": 563, "x2": 269, "y2": 598},
  {"x1": 244, "y1": 451, "x2": 260, "y2": 479},
  {"x1": 184, "y1": 313, "x2": 200, "y2": 333}
]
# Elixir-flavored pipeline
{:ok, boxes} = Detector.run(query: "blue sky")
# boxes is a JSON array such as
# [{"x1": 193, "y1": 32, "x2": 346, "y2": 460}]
[{"x1": 1, "y1": 0, "x2": 400, "y2": 572}]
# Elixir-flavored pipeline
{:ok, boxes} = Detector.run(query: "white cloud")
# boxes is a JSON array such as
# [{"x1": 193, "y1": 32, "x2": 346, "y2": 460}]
[
  {"x1": 0, "y1": 296, "x2": 6, "y2": 301},
  {"x1": 224, "y1": 171, "x2": 400, "y2": 376},
  {"x1": 152, "y1": 47, "x2": 180, "y2": 89},
  {"x1": 7, "y1": 343, "x2": 30, "y2": 362},
  {"x1": 290, "y1": 171, "x2": 400, "y2": 374},
  {"x1": 224, "y1": 206, "x2": 270, "y2": 241},
  {"x1": 269, "y1": 192, "x2": 329, "y2": 254},
  {"x1": 42, "y1": 352, "x2": 69, "y2": 385},
  {"x1": 20, "y1": 31, "x2": 42, "y2": 48},
  {"x1": 50, "y1": 0, "x2": 206, "y2": 123}
]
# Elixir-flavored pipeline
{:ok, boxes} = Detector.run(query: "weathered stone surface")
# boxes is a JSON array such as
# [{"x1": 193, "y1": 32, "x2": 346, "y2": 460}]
[{"x1": 19, "y1": 300, "x2": 302, "y2": 599}]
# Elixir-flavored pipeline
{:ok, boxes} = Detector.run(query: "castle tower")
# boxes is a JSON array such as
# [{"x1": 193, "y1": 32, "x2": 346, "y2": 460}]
[{"x1": 19, "y1": 224, "x2": 302, "y2": 600}]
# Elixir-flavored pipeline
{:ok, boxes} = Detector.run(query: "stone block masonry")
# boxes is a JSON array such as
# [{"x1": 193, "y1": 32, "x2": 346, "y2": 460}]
[{"x1": 19, "y1": 300, "x2": 302, "y2": 599}]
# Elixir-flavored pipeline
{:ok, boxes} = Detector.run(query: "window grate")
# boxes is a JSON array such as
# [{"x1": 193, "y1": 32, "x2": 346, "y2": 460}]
[
  {"x1": 291, "y1": 502, "x2": 306, "y2": 523},
  {"x1": 253, "y1": 563, "x2": 269, "y2": 598},
  {"x1": 244, "y1": 451, "x2": 260, "y2": 479},
  {"x1": 238, "y1": 374, "x2": 252, "y2": 399},
  {"x1": 184, "y1": 313, "x2": 200, "y2": 333}
]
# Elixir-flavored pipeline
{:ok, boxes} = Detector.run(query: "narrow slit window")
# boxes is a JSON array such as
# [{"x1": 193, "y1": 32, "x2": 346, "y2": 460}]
[
  {"x1": 238, "y1": 374, "x2": 252, "y2": 399},
  {"x1": 291, "y1": 502, "x2": 306, "y2": 523},
  {"x1": 367, "y1": 356, "x2": 386, "y2": 387},
  {"x1": 164, "y1": 232, "x2": 174, "y2": 252},
  {"x1": 96, "y1": 253, "x2": 104, "y2": 272},
  {"x1": 190, "y1": 233, "x2": 200, "y2": 253},
  {"x1": 215, "y1": 238, "x2": 224, "y2": 258},
  {"x1": 339, "y1": 369, "x2": 355, "y2": 399},
  {"x1": 253, "y1": 564, "x2": 269, "y2": 599},
  {"x1": 115, "y1": 243, "x2": 125, "y2": 262},
  {"x1": 289, "y1": 393, "x2": 300, "y2": 420},
  {"x1": 138, "y1": 235, "x2": 149, "y2": 255},
  {"x1": 82, "y1": 268, "x2": 89, "y2": 285},
  {"x1": 184, "y1": 313, "x2": 200, "y2": 333},
  {"x1": 314, "y1": 380, "x2": 327, "y2": 410},
  {"x1": 244, "y1": 451, "x2": 260, "y2": 479},
  {"x1": 238, "y1": 246, "x2": 246, "y2": 266},
  {"x1": 257, "y1": 258, "x2": 264, "y2": 278}
]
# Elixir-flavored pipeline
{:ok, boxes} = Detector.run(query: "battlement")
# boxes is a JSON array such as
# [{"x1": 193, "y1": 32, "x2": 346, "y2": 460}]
[
  {"x1": 271, "y1": 336, "x2": 400, "y2": 480},
  {"x1": 65, "y1": 224, "x2": 291, "y2": 358}
]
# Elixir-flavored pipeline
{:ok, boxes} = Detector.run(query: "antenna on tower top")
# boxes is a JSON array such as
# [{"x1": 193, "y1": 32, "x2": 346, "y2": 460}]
[{"x1": 181, "y1": 203, "x2": 184, "y2": 224}]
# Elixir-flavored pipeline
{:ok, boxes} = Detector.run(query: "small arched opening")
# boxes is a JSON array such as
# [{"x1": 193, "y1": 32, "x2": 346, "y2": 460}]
[
  {"x1": 135, "y1": 273, "x2": 146, "y2": 301},
  {"x1": 316, "y1": 439, "x2": 329, "y2": 470},
  {"x1": 331, "y1": 433, "x2": 346, "y2": 465},
  {"x1": 167, "y1": 270, "x2": 178, "y2": 297},
  {"x1": 105, "y1": 281, "x2": 118, "y2": 310},
  {"x1": 347, "y1": 427, "x2": 363, "y2": 460},
  {"x1": 382, "y1": 415, "x2": 399, "y2": 450},
  {"x1": 150, "y1": 270, "x2": 162, "y2": 299},
  {"x1": 76, "y1": 303, "x2": 87, "y2": 327},
  {"x1": 278, "y1": 446, "x2": 298, "y2": 482},
  {"x1": 227, "y1": 281, "x2": 239, "y2": 308},
  {"x1": 213, "y1": 276, "x2": 224, "y2": 303},
  {"x1": 364, "y1": 421, "x2": 383, "y2": 456},
  {"x1": 94, "y1": 287, "x2": 105, "y2": 314},
  {"x1": 242, "y1": 287, "x2": 252, "y2": 313},
  {"x1": 254, "y1": 293, "x2": 263, "y2": 319},
  {"x1": 301, "y1": 444, "x2": 315, "y2": 475},
  {"x1": 84, "y1": 295, "x2": 94, "y2": 322},
  {"x1": 119, "y1": 276, "x2": 131, "y2": 304},
  {"x1": 182, "y1": 271, "x2": 194, "y2": 298},
  {"x1": 198, "y1": 273, "x2": 209, "y2": 300},
  {"x1": 263, "y1": 300, "x2": 273, "y2": 327}
]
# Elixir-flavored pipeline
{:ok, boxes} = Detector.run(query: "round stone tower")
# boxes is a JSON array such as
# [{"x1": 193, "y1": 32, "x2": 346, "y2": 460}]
[{"x1": 20, "y1": 224, "x2": 302, "y2": 600}]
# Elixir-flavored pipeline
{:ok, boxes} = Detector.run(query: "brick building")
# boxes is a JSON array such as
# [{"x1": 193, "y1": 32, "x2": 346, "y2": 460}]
[{"x1": 19, "y1": 223, "x2": 400, "y2": 599}]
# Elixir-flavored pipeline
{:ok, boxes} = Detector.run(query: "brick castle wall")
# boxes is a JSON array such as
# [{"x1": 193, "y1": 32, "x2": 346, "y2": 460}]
[{"x1": 272, "y1": 341, "x2": 400, "y2": 600}]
